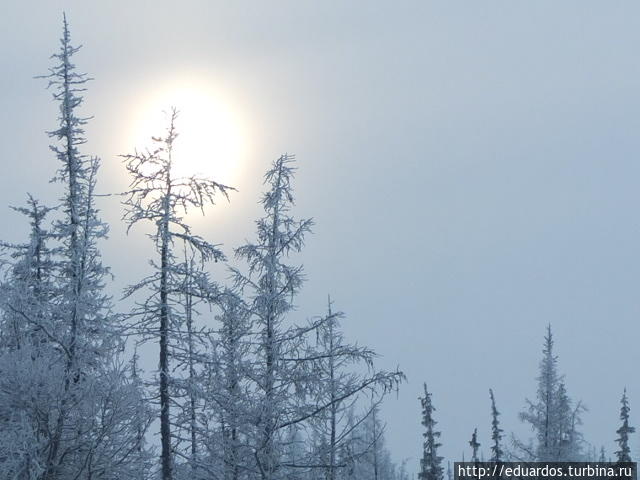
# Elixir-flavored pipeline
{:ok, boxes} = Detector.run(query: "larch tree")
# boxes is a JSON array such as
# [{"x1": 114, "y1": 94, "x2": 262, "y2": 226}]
[
  {"x1": 129, "y1": 349, "x2": 155, "y2": 480},
  {"x1": 37, "y1": 18, "x2": 117, "y2": 479},
  {"x1": 230, "y1": 153, "x2": 313, "y2": 480},
  {"x1": 171, "y1": 246, "x2": 219, "y2": 479},
  {"x1": 0, "y1": 195, "x2": 56, "y2": 350},
  {"x1": 345, "y1": 404, "x2": 400, "y2": 480},
  {"x1": 205, "y1": 288, "x2": 253, "y2": 480},
  {"x1": 0, "y1": 15, "x2": 150, "y2": 480},
  {"x1": 122, "y1": 107, "x2": 231, "y2": 480},
  {"x1": 308, "y1": 296, "x2": 404, "y2": 480},
  {"x1": 231, "y1": 154, "x2": 403, "y2": 479}
]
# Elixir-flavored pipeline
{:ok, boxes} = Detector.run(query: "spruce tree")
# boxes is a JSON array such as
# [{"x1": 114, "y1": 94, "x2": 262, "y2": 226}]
[
  {"x1": 489, "y1": 389, "x2": 504, "y2": 462},
  {"x1": 418, "y1": 383, "x2": 443, "y2": 480},
  {"x1": 517, "y1": 325, "x2": 584, "y2": 461},
  {"x1": 615, "y1": 389, "x2": 634, "y2": 463},
  {"x1": 599, "y1": 447, "x2": 606, "y2": 463}
]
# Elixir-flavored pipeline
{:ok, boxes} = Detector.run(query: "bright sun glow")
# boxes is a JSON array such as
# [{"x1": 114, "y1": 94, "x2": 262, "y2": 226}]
[{"x1": 130, "y1": 80, "x2": 247, "y2": 188}]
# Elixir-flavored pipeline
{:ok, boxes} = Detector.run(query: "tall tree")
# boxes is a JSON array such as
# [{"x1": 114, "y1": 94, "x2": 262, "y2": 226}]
[
  {"x1": 232, "y1": 155, "x2": 402, "y2": 479},
  {"x1": 418, "y1": 383, "x2": 443, "y2": 480},
  {"x1": 615, "y1": 389, "x2": 634, "y2": 463},
  {"x1": 38, "y1": 15, "x2": 122, "y2": 479},
  {"x1": 231, "y1": 153, "x2": 313, "y2": 480},
  {"x1": 0, "y1": 16, "x2": 150, "y2": 480},
  {"x1": 122, "y1": 108, "x2": 231, "y2": 480}
]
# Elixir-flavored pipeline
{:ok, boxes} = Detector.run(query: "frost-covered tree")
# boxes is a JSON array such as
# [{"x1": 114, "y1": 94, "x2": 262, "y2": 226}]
[
  {"x1": 40, "y1": 14, "x2": 115, "y2": 366},
  {"x1": 129, "y1": 349, "x2": 156, "y2": 480},
  {"x1": 516, "y1": 325, "x2": 584, "y2": 462},
  {"x1": 193, "y1": 288, "x2": 253, "y2": 480},
  {"x1": 231, "y1": 154, "x2": 402, "y2": 479},
  {"x1": 489, "y1": 389, "x2": 504, "y2": 462},
  {"x1": 556, "y1": 382, "x2": 585, "y2": 460},
  {"x1": 169, "y1": 248, "x2": 220, "y2": 479},
  {"x1": 523, "y1": 324, "x2": 561, "y2": 461},
  {"x1": 615, "y1": 389, "x2": 634, "y2": 463},
  {"x1": 122, "y1": 108, "x2": 231, "y2": 480},
  {"x1": 0, "y1": 195, "x2": 56, "y2": 350},
  {"x1": 231, "y1": 153, "x2": 313, "y2": 479},
  {"x1": 418, "y1": 383, "x2": 443, "y2": 480},
  {"x1": 345, "y1": 405, "x2": 399, "y2": 480},
  {"x1": 307, "y1": 297, "x2": 404, "y2": 480},
  {"x1": 35, "y1": 17, "x2": 120, "y2": 478},
  {"x1": 0, "y1": 16, "x2": 151, "y2": 480},
  {"x1": 215, "y1": 290, "x2": 252, "y2": 480}
]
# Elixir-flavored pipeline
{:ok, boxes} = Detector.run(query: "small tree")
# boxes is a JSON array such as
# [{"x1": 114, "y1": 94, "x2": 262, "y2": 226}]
[
  {"x1": 201, "y1": 288, "x2": 253, "y2": 480},
  {"x1": 469, "y1": 428, "x2": 480, "y2": 463},
  {"x1": 489, "y1": 389, "x2": 504, "y2": 462},
  {"x1": 0, "y1": 195, "x2": 56, "y2": 350},
  {"x1": 418, "y1": 383, "x2": 443, "y2": 480},
  {"x1": 615, "y1": 389, "x2": 634, "y2": 463}
]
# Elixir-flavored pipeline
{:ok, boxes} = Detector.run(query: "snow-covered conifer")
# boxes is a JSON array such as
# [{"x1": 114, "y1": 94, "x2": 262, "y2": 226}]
[
  {"x1": 516, "y1": 325, "x2": 584, "y2": 462},
  {"x1": 418, "y1": 383, "x2": 443, "y2": 480},
  {"x1": 615, "y1": 389, "x2": 634, "y2": 463},
  {"x1": 489, "y1": 389, "x2": 504, "y2": 462}
]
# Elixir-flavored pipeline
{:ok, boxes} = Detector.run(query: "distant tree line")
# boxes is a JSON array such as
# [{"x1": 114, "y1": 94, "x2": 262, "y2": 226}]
[{"x1": 417, "y1": 325, "x2": 635, "y2": 480}]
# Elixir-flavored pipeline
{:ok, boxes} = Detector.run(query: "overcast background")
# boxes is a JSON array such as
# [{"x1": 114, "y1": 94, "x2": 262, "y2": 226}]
[{"x1": 2, "y1": 0, "x2": 640, "y2": 467}]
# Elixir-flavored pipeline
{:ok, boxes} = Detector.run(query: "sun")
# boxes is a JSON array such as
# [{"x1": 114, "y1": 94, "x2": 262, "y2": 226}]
[{"x1": 130, "y1": 79, "x2": 247, "y2": 188}]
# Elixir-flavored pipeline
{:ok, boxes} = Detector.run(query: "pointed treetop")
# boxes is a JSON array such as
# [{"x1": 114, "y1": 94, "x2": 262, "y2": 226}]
[
  {"x1": 615, "y1": 388, "x2": 634, "y2": 463},
  {"x1": 489, "y1": 388, "x2": 504, "y2": 462}
]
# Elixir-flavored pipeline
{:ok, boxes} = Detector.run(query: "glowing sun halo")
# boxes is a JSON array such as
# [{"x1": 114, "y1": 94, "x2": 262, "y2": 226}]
[{"x1": 130, "y1": 82, "x2": 247, "y2": 188}]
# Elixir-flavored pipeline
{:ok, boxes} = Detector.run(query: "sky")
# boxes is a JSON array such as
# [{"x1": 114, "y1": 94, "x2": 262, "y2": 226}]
[{"x1": 2, "y1": 0, "x2": 640, "y2": 468}]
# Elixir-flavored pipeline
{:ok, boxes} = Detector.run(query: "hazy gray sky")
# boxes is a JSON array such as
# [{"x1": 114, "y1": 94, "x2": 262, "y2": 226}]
[{"x1": 3, "y1": 0, "x2": 640, "y2": 466}]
